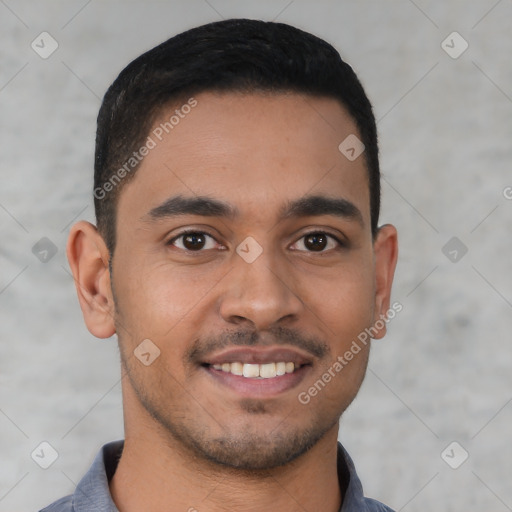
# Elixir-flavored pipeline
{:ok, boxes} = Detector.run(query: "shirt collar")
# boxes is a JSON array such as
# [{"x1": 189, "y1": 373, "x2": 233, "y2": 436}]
[
  {"x1": 72, "y1": 441, "x2": 121, "y2": 512},
  {"x1": 72, "y1": 440, "x2": 373, "y2": 512}
]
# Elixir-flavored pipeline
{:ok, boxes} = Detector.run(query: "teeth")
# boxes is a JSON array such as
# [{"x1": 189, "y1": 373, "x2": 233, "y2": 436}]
[
  {"x1": 211, "y1": 362, "x2": 297, "y2": 378},
  {"x1": 260, "y1": 363, "x2": 276, "y2": 378},
  {"x1": 231, "y1": 362, "x2": 243, "y2": 376},
  {"x1": 242, "y1": 363, "x2": 260, "y2": 378}
]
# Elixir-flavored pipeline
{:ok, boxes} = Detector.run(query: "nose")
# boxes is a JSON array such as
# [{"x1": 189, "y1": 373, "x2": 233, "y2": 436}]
[{"x1": 219, "y1": 249, "x2": 304, "y2": 331}]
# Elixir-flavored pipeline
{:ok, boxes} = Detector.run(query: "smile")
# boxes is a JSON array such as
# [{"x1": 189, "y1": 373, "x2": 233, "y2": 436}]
[
  {"x1": 210, "y1": 362, "x2": 299, "y2": 379},
  {"x1": 201, "y1": 346, "x2": 314, "y2": 397}
]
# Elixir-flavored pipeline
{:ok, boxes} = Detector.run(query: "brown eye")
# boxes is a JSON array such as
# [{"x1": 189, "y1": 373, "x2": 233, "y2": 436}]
[
  {"x1": 291, "y1": 232, "x2": 342, "y2": 253},
  {"x1": 182, "y1": 232, "x2": 206, "y2": 250},
  {"x1": 304, "y1": 233, "x2": 328, "y2": 251},
  {"x1": 169, "y1": 231, "x2": 218, "y2": 251}
]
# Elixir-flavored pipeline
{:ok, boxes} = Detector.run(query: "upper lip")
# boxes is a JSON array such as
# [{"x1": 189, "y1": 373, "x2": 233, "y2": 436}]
[{"x1": 203, "y1": 347, "x2": 314, "y2": 366}]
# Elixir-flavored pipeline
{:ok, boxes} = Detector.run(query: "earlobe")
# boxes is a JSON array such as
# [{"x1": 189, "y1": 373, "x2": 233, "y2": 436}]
[
  {"x1": 371, "y1": 224, "x2": 399, "y2": 340},
  {"x1": 66, "y1": 220, "x2": 116, "y2": 339}
]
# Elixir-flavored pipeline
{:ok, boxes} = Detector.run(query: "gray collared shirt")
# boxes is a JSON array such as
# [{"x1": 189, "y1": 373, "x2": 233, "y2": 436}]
[{"x1": 39, "y1": 440, "x2": 394, "y2": 511}]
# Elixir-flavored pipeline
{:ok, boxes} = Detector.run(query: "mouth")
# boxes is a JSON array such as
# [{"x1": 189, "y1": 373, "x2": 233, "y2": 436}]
[
  {"x1": 201, "y1": 347, "x2": 314, "y2": 397},
  {"x1": 207, "y1": 361, "x2": 303, "y2": 378}
]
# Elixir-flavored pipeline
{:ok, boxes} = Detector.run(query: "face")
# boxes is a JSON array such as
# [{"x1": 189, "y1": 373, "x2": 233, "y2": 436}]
[{"x1": 92, "y1": 92, "x2": 396, "y2": 470}]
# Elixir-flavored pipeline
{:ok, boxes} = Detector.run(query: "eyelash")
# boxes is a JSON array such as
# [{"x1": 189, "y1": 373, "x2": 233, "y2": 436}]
[{"x1": 167, "y1": 229, "x2": 345, "y2": 253}]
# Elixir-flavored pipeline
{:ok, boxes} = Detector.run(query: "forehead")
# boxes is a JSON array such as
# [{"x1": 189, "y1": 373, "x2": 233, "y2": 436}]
[{"x1": 118, "y1": 91, "x2": 370, "y2": 227}]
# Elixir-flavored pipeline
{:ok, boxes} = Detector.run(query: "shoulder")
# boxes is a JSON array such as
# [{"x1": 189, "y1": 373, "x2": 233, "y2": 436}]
[
  {"x1": 337, "y1": 442, "x2": 396, "y2": 512},
  {"x1": 39, "y1": 494, "x2": 73, "y2": 512},
  {"x1": 363, "y1": 497, "x2": 396, "y2": 511}
]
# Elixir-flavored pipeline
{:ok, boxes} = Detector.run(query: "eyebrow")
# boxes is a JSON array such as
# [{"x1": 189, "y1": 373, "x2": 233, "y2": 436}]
[
  {"x1": 143, "y1": 194, "x2": 364, "y2": 226},
  {"x1": 280, "y1": 195, "x2": 364, "y2": 226}
]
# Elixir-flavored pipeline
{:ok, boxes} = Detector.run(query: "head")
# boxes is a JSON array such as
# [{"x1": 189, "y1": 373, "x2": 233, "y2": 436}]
[{"x1": 68, "y1": 19, "x2": 398, "y2": 470}]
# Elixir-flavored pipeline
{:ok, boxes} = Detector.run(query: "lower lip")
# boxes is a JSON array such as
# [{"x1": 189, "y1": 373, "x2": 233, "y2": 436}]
[{"x1": 203, "y1": 365, "x2": 312, "y2": 398}]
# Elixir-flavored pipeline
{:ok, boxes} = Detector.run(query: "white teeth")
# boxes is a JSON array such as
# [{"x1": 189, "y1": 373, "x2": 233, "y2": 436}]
[
  {"x1": 211, "y1": 361, "x2": 297, "y2": 378},
  {"x1": 242, "y1": 363, "x2": 260, "y2": 378},
  {"x1": 260, "y1": 363, "x2": 276, "y2": 378},
  {"x1": 231, "y1": 362, "x2": 243, "y2": 376}
]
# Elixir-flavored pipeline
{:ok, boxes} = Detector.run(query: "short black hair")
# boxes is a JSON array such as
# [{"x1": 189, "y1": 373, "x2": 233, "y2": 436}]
[{"x1": 94, "y1": 18, "x2": 380, "y2": 255}]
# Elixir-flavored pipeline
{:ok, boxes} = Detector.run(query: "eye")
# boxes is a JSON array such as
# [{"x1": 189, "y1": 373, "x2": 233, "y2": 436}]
[
  {"x1": 168, "y1": 230, "x2": 221, "y2": 251},
  {"x1": 290, "y1": 232, "x2": 343, "y2": 252}
]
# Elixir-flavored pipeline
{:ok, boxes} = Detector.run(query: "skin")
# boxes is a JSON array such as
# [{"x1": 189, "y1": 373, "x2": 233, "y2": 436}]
[{"x1": 67, "y1": 91, "x2": 398, "y2": 512}]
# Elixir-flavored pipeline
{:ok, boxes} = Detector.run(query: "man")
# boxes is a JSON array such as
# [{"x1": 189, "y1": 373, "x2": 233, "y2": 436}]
[{"x1": 42, "y1": 18, "x2": 398, "y2": 512}]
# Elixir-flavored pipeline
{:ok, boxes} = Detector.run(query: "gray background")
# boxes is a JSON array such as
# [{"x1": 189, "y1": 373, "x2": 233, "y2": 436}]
[{"x1": 1, "y1": 0, "x2": 511, "y2": 510}]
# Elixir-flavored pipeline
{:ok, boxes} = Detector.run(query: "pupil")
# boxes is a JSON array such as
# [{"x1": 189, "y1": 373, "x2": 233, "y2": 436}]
[
  {"x1": 305, "y1": 233, "x2": 326, "y2": 251},
  {"x1": 184, "y1": 233, "x2": 205, "y2": 250}
]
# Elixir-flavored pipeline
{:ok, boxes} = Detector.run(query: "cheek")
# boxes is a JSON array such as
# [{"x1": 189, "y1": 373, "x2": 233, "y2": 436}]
[
  {"x1": 113, "y1": 259, "x2": 220, "y2": 342},
  {"x1": 313, "y1": 266, "x2": 375, "y2": 396},
  {"x1": 298, "y1": 261, "x2": 376, "y2": 339}
]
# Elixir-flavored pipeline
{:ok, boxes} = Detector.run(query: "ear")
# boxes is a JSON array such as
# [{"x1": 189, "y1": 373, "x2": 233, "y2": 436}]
[
  {"x1": 66, "y1": 220, "x2": 116, "y2": 338},
  {"x1": 371, "y1": 224, "x2": 398, "y2": 339}
]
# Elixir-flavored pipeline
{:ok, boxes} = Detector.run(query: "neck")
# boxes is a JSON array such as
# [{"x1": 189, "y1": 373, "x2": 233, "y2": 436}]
[{"x1": 110, "y1": 424, "x2": 342, "y2": 512}]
